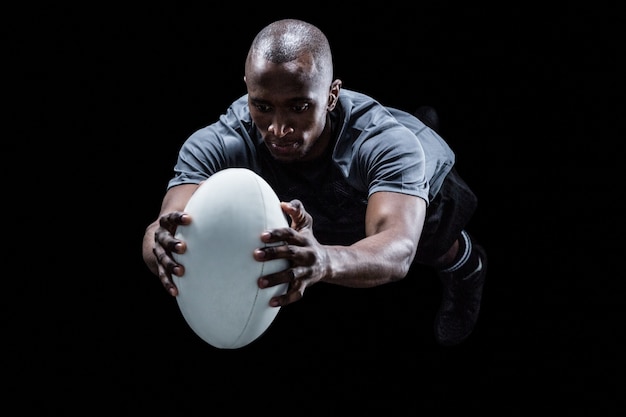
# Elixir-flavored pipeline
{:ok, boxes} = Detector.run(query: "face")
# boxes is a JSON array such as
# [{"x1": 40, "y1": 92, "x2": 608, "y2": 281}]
[{"x1": 244, "y1": 53, "x2": 340, "y2": 163}]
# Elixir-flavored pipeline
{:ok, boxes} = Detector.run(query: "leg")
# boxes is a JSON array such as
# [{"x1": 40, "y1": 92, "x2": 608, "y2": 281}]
[
  {"x1": 434, "y1": 230, "x2": 488, "y2": 346},
  {"x1": 412, "y1": 162, "x2": 487, "y2": 346}
]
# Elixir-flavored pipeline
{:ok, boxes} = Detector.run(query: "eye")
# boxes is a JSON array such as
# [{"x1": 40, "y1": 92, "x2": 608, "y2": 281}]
[
  {"x1": 292, "y1": 103, "x2": 309, "y2": 113},
  {"x1": 254, "y1": 104, "x2": 272, "y2": 113}
]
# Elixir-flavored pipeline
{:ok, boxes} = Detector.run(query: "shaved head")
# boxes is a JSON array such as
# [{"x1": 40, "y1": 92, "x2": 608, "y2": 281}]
[{"x1": 245, "y1": 19, "x2": 334, "y2": 86}]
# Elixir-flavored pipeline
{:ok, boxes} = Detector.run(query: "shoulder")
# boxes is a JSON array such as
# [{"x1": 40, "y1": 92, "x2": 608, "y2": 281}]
[
  {"x1": 176, "y1": 94, "x2": 259, "y2": 171},
  {"x1": 226, "y1": 94, "x2": 252, "y2": 123},
  {"x1": 337, "y1": 89, "x2": 453, "y2": 157},
  {"x1": 335, "y1": 89, "x2": 422, "y2": 153},
  {"x1": 337, "y1": 89, "x2": 418, "y2": 135},
  {"x1": 336, "y1": 89, "x2": 387, "y2": 122}
]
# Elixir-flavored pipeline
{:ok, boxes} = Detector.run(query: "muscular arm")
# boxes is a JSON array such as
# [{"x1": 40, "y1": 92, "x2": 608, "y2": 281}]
[
  {"x1": 257, "y1": 191, "x2": 426, "y2": 306},
  {"x1": 325, "y1": 191, "x2": 425, "y2": 287}
]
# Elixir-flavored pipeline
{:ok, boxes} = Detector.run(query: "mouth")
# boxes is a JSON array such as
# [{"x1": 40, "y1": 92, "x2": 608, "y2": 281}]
[{"x1": 267, "y1": 140, "x2": 301, "y2": 156}]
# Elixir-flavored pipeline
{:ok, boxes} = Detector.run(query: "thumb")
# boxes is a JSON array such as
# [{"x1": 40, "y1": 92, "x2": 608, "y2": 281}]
[{"x1": 280, "y1": 199, "x2": 312, "y2": 231}]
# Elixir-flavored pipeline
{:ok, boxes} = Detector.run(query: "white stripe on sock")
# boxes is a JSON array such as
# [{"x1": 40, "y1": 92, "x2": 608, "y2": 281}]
[{"x1": 441, "y1": 230, "x2": 472, "y2": 273}]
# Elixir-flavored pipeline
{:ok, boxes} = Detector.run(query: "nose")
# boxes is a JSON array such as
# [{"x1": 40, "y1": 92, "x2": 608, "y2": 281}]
[{"x1": 268, "y1": 115, "x2": 294, "y2": 138}]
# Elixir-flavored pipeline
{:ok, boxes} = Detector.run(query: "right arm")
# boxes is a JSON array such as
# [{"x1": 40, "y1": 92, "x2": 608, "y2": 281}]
[{"x1": 142, "y1": 183, "x2": 200, "y2": 296}]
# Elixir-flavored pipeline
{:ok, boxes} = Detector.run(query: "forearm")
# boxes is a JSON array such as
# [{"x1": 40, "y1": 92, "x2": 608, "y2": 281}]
[{"x1": 323, "y1": 231, "x2": 417, "y2": 288}]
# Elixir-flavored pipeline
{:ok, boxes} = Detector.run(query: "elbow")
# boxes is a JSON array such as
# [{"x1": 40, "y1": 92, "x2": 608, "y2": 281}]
[
  {"x1": 391, "y1": 261, "x2": 411, "y2": 282},
  {"x1": 390, "y1": 241, "x2": 417, "y2": 282},
  {"x1": 395, "y1": 239, "x2": 417, "y2": 281}
]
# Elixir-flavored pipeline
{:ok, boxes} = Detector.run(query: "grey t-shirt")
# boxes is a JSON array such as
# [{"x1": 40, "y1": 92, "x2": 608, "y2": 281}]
[{"x1": 168, "y1": 89, "x2": 455, "y2": 245}]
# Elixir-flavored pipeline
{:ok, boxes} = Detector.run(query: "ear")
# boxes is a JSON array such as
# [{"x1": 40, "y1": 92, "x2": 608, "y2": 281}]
[{"x1": 327, "y1": 79, "x2": 343, "y2": 111}]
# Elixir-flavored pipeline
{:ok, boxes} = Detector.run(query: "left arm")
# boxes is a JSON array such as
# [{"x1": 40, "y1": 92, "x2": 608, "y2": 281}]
[{"x1": 256, "y1": 191, "x2": 426, "y2": 306}]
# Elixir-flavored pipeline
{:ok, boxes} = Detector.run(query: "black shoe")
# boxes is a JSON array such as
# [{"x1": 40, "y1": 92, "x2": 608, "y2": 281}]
[
  {"x1": 434, "y1": 244, "x2": 488, "y2": 346},
  {"x1": 414, "y1": 106, "x2": 441, "y2": 133}
]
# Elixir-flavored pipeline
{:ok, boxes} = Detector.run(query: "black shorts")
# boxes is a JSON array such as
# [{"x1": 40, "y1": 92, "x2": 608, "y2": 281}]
[{"x1": 414, "y1": 167, "x2": 478, "y2": 265}]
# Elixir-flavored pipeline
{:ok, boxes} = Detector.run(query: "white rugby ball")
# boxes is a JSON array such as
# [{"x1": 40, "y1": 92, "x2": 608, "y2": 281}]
[{"x1": 172, "y1": 168, "x2": 289, "y2": 349}]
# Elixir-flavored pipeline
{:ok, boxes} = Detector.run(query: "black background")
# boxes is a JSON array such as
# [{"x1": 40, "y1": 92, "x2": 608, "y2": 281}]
[{"x1": 6, "y1": 3, "x2": 624, "y2": 415}]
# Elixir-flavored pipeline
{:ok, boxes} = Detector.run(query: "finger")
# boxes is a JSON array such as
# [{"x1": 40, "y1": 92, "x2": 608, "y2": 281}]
[
  {"x1": 281, "y1": 199, "x2": 312, "y2": 230},
  {"x1": 256, "y1": 244, "x2": 318, "y2": 272},
  {"x1": 153, "y1": 246, "x2": 185, "y2": 276},
  {"x1": 254, "y1": 242, "x2": 290, "y2": 260},
  {"x1": 155, "y1": 228, "x2": 188, "y2": 254},
  {"x1": 258, "y1": 266, "x2": 294, "y2": 288},
  {"x1": 159, "y1": 212, "x2": 192, "y2": 234},
  {"x1": 269, "y1": 280, "x2": 305, "y2": 307},
  {"x1": 254, "y1": 243, "x2": 302, "y2": 265},
  {"x1": 157, "y1": 264, "x2": 179, "y2": 296},
  {"x1": 259, "y1": 228, "x2": 307, "y2": 246}
]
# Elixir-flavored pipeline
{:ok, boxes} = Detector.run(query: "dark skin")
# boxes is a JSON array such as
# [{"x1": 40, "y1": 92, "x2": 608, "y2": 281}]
[{"x1": 143, "y1": 46, "x2": 459, "y2": 307}]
